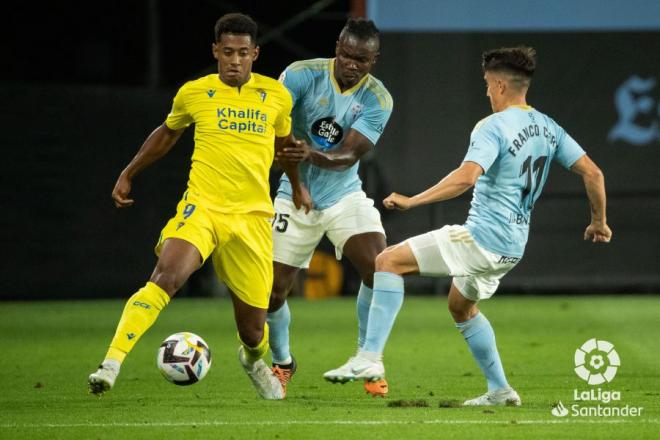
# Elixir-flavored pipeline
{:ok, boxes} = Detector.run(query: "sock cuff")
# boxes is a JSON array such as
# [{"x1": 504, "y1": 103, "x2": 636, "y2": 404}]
[
  {"x1": 374, "y1": 272, "x2": 404, "y2": 293},
  {"x1": 357, "y1": 282, "x2": 373, "y2": 303},
  {"x1": 143, "y1": 282, "x2": 171, "y2": 310},
  {"x1": 455, "y1": 312, "x2": 490, "y2": 338},
  {"x1": 268, "y1": 301, "x2": 290, "y2": 319},
  {"x1": 238, "y1": 322, "x2": 270, "y2": 362}
]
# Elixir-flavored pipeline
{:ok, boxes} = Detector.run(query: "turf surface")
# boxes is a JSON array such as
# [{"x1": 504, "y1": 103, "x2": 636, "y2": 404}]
[{"x1": 1, "y1": 296, "x2": 658, "y2": 439}]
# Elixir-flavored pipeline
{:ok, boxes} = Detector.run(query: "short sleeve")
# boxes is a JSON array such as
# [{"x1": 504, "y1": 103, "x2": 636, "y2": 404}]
[
  {"x1": 553, "y1": 126, "x2": 586, "y2": 169},
  {"x1": 273, "y1": 89, "x2": 293, "y2": 138},
  {"x1": 164, "y1": 84, "x2": 194, "y2": 130},
  {"x1": 463, "y1": 118, "x2": 502, "y2": 173},
  {"x1": 351, "y1": 92, "x2": 393, "y2": 145}
]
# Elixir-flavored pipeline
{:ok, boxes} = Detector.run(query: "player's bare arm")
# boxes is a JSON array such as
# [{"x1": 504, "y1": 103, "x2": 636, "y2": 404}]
[
  {"x1": 112, "y1": 124, "x2": 185, "y2": 208},
  {"x1": 275, "y1": 134, "x2": 312, "y2": 213},
  {"x1": 569, "y1": 155, "x2": 612, "y2": 243},
  {"x1": 279, "y1": 128, "x2": 373, "y2": 172},
  {"x1": 383, "y1": 161, "x2": 483, "y2": 210}
]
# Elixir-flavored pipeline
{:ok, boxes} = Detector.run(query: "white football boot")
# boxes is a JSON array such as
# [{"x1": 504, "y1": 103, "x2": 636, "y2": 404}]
[
  {"x1": 88, "y1": 359, "x2": 120, "y2": 395},
  {"x1": 463, "y1": 387, "x2": 522, "y2": 407},
  {"x1": 238, "y1": 346, "x2": 284, "y2": 400},
  {"x1": 323, "y1": 355, "x2": 385, "y2": 383}
]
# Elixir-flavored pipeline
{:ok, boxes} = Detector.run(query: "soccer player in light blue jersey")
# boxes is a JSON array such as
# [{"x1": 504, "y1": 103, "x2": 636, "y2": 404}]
[
  {"x1": 268, "y1": 18, "x2": 393, "y2": 397},
  {"x1": 324, "y1": 46, "x2": 612, "y2": 406}
]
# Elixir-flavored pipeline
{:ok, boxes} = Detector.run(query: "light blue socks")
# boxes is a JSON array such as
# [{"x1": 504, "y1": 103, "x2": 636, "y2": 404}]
[
  {"x1": 362, "y1": 272, "x2": 404, "y2": 356},
  {"x1": 456, "y1": 312, "x2": 509, "y2": 391},
  {"x1": 356, "y1": 283, "x2": 373, "y2": 349},
  {"x1": 266, "y1": 301, "x2": 291, "y2": 365}
]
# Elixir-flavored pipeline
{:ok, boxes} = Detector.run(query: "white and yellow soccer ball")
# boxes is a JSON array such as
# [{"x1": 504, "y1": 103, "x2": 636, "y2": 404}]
[{"x1": 157, "y1": 332, "x2": 212, "y2": 385}]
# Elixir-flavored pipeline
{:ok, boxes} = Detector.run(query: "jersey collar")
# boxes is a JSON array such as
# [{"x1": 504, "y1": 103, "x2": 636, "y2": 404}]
[
  {"x1": 215, "y1": 73, "x2": 256, "y2": 90},
  {"x1": 329, "y1": 58, "x2": 369, "y2": 96},
  {"x1": 507, "y1": 104, "x2": 534, "y2": 111}
]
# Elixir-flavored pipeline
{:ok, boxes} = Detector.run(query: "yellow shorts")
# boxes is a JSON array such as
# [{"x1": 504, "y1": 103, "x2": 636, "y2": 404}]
[{"x1": 155, "y1": 195, "x2": 273, "y2": 309}]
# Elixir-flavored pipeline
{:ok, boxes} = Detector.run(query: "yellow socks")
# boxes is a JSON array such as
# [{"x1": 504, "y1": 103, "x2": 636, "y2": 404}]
[
  {"x1": 105, "y1": 282, "x2": 170, "y2": 364},
  {"x1": 239, "y1": 323, "x2": 270, "y2": 364}
]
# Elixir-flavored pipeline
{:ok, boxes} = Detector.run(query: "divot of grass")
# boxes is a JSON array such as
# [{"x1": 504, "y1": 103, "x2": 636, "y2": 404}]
[{"x1": 387, "y1": 399, "x2": 429, "y2": 408}]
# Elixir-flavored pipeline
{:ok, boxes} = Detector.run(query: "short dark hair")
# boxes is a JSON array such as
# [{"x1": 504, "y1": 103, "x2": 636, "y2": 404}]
[
  {"x1": 340, "y1": 18, "x2": 380, "y2": 43},
  {"x1": 482, "y1": 46, "x2": 537, "y2": 90},
  {"x1": 214, "y1": 13, "x2": 258, "y2": 44}
]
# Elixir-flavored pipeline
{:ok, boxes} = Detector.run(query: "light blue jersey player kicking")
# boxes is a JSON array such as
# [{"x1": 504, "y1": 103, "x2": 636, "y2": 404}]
[
  {"x1": 324, "y1": 46, "x2": 612, "y2": 406},
  {"x1": 267, "y1": 18, "x2": 393, "y2": 398}
]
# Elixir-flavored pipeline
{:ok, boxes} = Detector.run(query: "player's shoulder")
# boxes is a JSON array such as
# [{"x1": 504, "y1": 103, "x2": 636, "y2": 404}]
[
  {"x1": 286, "y1": 58, "x2": 331, "y2": 74},
  {"x1": 361, "y1": 75, "x2": 393, "y2": 111},
  {"x1": 252, "y1": 72, "x2": 287, "y2": 92},
  {"x1": 472, "y1": 113, "x2": 502, "y2": 133}
]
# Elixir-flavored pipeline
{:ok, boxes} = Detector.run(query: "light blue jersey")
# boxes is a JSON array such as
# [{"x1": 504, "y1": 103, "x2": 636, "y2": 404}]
[
  {"x1": 276, "y1": 58, "x2": 393, "y2": 209},
  {"x1": 464, "y1": 106, "x2": 585, "y2": 257}
]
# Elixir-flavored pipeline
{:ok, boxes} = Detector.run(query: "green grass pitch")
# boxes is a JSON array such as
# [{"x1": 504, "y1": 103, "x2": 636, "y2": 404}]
[{"x1": 1, "y1": 296, "x2": 659, "y2": 439}]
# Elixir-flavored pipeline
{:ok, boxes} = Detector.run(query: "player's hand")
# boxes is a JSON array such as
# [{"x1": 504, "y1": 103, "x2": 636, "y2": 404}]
[
  {"x1": 278, "y1": 139, "x2": 311, "y2": 163},
  {"x1": 292, "y1": 185, "x2": 313, "y2": 214},
  {"x1": 112, "y1": 173, "x2": 135, "y2": 208},
  {"x1": 383, "y1": 192, "x2": 414, "y2": 211},
  {"x1": 583, "y1": 221, "x2": 612, "y2": 243}
]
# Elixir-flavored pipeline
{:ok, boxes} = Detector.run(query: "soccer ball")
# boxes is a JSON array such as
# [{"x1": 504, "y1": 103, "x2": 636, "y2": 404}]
[{"x1": 157, "y1": 332, "x2": 212, "y2": 385}]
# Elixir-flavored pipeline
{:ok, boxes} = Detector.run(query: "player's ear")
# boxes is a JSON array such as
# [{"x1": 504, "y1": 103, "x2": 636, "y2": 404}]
[
  {"x1": 252, "y1": 45, "x2": 260, "y2": 61},
  {"x1": 335, "y1": 40, "x2": 340, "y2": 55},
  {"x1": 212, "y1": 43, "x2": 219, "y2": 60}
]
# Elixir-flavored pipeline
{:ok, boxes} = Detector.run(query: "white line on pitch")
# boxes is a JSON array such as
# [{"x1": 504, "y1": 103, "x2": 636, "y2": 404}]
[{"x1": 1, "y1": 419, "x2": 658, "y2": 428}]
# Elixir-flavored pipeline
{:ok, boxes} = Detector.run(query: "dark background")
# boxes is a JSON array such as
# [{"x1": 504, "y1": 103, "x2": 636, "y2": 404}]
[{"x1": 2, "y1": 1, "x2": 659, "y2": 299}]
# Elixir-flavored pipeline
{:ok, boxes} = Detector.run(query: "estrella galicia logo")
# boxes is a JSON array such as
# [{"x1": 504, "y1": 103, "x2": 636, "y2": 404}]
[
  {"x1": 574, "y1": 338, "x2": 620, "y2": 385},
  {"x1": 311, "y1": 117, "x2": 343, "y2": 149},
  {"x1": 608, "y1": 75, "x2": 659, "y2": 145}
]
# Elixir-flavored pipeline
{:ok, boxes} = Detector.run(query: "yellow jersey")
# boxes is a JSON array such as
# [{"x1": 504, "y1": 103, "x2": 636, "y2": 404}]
[{"x1": 165, "y1": 73, "x2": 293, "y2": 216}]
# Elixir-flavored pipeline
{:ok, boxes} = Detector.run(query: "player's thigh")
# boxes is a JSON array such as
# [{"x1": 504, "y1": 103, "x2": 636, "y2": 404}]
[
  {"x1": 324, "y1": 192, "x2": 386, "y2": 261},
  {"x1": 342, "y1": 232, "x2": 387, "y2": 284},
  {"x1": 153, "y1": 198, "x2": 216, "y2": 293},
  {"x1": 272, "y1": 197, "x2": 324, "y2": 269},
  {"x1": 212, "y1": 214, "x2": 273, "y2": 309},
  {"x1": 375, "y1": 241, "x2": 420, "y2": 275}
]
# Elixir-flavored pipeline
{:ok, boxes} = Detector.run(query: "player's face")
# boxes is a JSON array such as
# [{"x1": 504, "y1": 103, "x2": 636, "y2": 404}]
[
  {"x1": 212, "y1": 33, "x2": 259, "y2": 87},
  {"x1": 484, "y1": 71, "x2": 505, "y2": 112},
  {"x1": 334, "y1": 34, "x2": 379, "y2": 89}
]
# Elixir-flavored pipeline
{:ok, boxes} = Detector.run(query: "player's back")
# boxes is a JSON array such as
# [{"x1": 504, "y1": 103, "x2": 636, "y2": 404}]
[{"x1": 464, "y1": 106, "x2": 585, "y2": 257}]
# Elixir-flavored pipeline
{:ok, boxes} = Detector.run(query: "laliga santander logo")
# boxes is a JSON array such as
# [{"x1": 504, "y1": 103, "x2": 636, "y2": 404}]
[{"x1": 574, "y1": 338, "x2": 620, "y2": 385}]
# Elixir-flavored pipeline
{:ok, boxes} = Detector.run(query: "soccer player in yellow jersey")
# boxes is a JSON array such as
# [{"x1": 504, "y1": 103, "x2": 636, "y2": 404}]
[{"x1": 88, "y1": 13, "x2": 311, "y2": 400}]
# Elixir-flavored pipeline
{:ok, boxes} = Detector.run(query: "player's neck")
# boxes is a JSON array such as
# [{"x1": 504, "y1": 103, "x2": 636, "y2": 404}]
[{"x1": 499, "y1": 96, "x2": 528, "y2": 112}]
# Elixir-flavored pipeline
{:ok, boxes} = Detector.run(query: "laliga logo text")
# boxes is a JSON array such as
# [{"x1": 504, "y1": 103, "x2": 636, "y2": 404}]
[{"x1": 551, "y1": 339, "x2": 644, "y2": 418}]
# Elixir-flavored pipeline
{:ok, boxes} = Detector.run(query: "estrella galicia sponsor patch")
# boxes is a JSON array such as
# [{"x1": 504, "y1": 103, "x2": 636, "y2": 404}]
[{"x1": 311, "y1": 117, "x2": 343, "y2": 149}]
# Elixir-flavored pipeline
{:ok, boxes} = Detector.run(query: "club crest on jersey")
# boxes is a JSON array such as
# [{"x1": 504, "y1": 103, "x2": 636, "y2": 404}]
[
  {"x1": 311, "y1": 117, "x2": 343, "y2": 149},
  {"x1": 317, "y1": 97, "x2": 329, "y2": 107},
  {"x1": 256, "y1": 89, "x2": 267, "y2": 102},
  {"x1": 350, "y1": 103, "x2": 363, "y2": 117},
  {"x1": 207, "y1": 89, "x2": 216, "y2": 98}
]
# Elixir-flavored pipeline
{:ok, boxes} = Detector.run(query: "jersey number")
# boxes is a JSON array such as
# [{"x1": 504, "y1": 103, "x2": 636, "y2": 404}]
[
  {"x1": 519, "y1": 155, "x2": 548, "y2": 209},
  {"x1": 272, "y1": 213, "x2": 290, "y2": 233}
]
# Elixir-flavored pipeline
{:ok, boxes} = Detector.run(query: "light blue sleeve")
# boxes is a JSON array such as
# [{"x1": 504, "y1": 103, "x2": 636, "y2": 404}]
[
  {"x1": 553, "y1": 125, "x2": 586, "y2": 169},
  {"x1": 280, "y1": 65, "x2": 312, "y2": 105},
  {"x1": 351, "y1": 92, "x2": 393, "y2": 145},
  {"x1": 463, "y1": 118, "x2": 502, "y2": 173}
]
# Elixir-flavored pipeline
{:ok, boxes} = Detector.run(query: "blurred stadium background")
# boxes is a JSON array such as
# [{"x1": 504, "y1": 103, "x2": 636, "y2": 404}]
[{"x1": 3, "y1": 0, "x2": 659, "y2": 301}]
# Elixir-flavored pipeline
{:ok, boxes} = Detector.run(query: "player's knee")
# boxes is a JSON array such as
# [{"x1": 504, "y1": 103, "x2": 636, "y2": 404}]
[
  {"x1": 269, "y1": 277, "x2": 293, "y2": 311},
  {"x1": 374, "y1": 249, "x2": 397, "y2": 273},
  {"x1": 149, "y1": 265, "x2": 185, "y2": 297},
  {"x1": 447, "y1": 298, "x2": 477, "y2": 323}
]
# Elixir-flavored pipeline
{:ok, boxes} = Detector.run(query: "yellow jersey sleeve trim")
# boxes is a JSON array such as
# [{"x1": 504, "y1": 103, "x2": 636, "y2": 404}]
[
  {"x1": 364, "y1": 77, "x2": 393, "y2": 110},
  {"x1": 289, "y1": 59, "x2": 329, "y2": 72}
]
